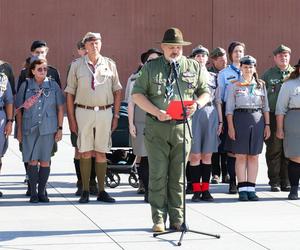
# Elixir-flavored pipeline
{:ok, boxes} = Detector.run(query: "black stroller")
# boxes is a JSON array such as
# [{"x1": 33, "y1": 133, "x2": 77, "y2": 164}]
[{"x1": 105, "y1": 102, "x2": 138, "y2": 188}]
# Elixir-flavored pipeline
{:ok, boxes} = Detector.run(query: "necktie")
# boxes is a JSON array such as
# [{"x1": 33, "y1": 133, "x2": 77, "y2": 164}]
[
  {"x1": 165, "y1": 65, "x2": 175, "y2": 100},
  {"x1": 88, "y1": 63, "x2": 95, "y2": 90}
]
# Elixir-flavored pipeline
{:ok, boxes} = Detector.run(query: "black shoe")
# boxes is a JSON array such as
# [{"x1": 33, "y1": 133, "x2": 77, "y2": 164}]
[
  {"x1": 191, "y1": 192, "x2": 201, "y2": 202},
  {"x1": 288, "y1": 186, "x2": 298, "y2": 200},
  {"x1": 89, "y1": 185, "x2": 98, "y2": 196},
  {"x1": 211, "y1": 175, "x2": 219, "y2": 184},
  {"x1": 247, "y1": 192, "x2": 259, "y2": 201},
  {"x1": 201, "y1": 190, "x2": 214, "y2": 202},
  {"x1": 229, "y1": 182, "x2": 237, "y2": 194},
  {"x1": 281, "y1": 185, "x2": 291, "y2": 192},
  {"x1": 222, "y1": 174, "x2": 230, "y2": 183},
  {"x1": 144, "y1": 191, "x2": 149, "y2": 203},
  {"x1": 0, "y1": 191, "x2": 2, "y2": 197},
  {"x1": 38, "y1": 195, "x2": 50, "y2": 203},
  {"x1": 186, "y1": 182, "x2": 193, "y2": 194},
  {"x1": 271, "y1": 185, "x2": 280, "y2": 192},
  {"x1": 75, "y1": 186, "x2": 82, "y2": 196},
  {"x1": 79, "y1": 191, "x2": 89, "y2": 203},
  {"x1": 97, "y1": 191, "x2": 115, "y2": 203},
  {"x1": 29, "y1": 195, "x2": 39, "y2": 203},
  {"x1": 26, "y1": 183, "x2": 31, "y2": 196}
]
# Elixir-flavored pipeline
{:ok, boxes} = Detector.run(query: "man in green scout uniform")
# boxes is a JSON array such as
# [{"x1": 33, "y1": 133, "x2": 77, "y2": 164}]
[
  {"x1": 262, "y1": 45, "x2": 294, "y2": 192},
  {"x1": 132, "y1": 27, "x2": 210, "y2": 232}
]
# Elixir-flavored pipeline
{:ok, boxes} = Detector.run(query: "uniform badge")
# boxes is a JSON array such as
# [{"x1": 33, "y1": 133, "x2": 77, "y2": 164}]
[
  {"x1": 227, "y1": 75, "x2": 236, "y2": 80},
  {"x1": 182, "y1": 71, "x2": 195, "y2": 77}
]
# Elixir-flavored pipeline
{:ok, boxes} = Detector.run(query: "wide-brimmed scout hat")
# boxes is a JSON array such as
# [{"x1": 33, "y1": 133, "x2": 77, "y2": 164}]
[
  {"x1": 240, "y1": 55, "x2": 257, "y2": 65},
  {"x1": 273, "y1": 44, "x2": 291, "y2": 55},
  {"x1": 82, "y1": 32, "x2": 101, "y2": 44},
  {"x1": 160, "y1": 27, "x2": 191, "y2": 46}
]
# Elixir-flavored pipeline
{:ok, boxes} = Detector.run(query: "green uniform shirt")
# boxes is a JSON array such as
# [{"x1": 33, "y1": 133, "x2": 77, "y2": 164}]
[
  {"x1": 132, "y1": 56, "x2": 209, "y2": 111},
  {"x1": 262, "y1": 65, "x2": 294, "y2": 112},
  {"x1": 207, "y1": 65, "x2": 220, "y2": 74}
]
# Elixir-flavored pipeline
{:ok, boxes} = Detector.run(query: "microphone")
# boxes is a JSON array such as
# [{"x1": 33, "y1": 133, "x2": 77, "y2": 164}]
[{"x1": 170, "y1": 59, "x2": 180, "y2": 79}]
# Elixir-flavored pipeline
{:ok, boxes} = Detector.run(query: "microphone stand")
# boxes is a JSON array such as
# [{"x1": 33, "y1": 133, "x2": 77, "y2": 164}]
[{"x1": 153, "y1": 60, "x2": 220, "y2": 246}]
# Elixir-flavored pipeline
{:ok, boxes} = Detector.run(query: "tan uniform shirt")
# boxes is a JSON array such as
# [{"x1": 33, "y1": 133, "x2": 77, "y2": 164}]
[{"x1": 65, "y1": 55, "x2": 122, "y2": 106}]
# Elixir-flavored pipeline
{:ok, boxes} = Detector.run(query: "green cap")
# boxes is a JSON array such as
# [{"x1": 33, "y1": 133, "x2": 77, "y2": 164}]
[
  {"x1": 161, "y1": 27, "x2": 191, "y2": 46},
  {"x1": 273, "y1": 44, "x2": 291, "y2": 55},
  {"x1": 210, "y1": 47, "x2": 226, "y2": 58}
]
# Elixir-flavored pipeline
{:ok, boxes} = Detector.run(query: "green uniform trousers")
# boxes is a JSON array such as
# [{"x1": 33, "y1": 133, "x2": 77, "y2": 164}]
[
  {"x1": 265, "y1": 112, "x2": 289, "y2": 187},
  {"x1": 144, "y1": 116, "x2": 191, "y2": 225}
]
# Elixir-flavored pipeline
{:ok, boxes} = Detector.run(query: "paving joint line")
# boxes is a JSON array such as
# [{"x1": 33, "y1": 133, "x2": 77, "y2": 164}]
[{"x1": 187, "y1": 205, "x2": 271, "y2": 250}]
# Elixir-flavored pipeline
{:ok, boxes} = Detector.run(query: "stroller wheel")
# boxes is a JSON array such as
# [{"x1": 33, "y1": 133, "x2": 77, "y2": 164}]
[
  {"x1": 129, "y1": 172, "x2": 139, "y2": 188},
  {"x1": 105, "y1": 172, "x2": 120, "y2": 188}
]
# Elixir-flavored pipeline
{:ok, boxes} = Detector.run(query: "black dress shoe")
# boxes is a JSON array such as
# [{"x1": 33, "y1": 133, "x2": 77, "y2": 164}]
[
  {"x1": 288, "y1": 186, "x2": 298, "y2": 200},
  {"x1": 89, "y1": 185, "x2": 98, "y2": 196},
  {"x1": 0, "y1": 191, "x2": 3, "y2": 197},
  {"x1": 30, "y1": 195, "x2": 39, "y2": 203},
  {"x1": 281, "y1": 185, "x2": 291, "y2": 192},
  {"x1": 229, "y1": 182, "x2": 237, "y2": 194},
  {"x1": 97, "y1": 191, "x2": 115, "y2": 203},
  {"x1": 38, "y1": 195, "x2": 50, "y2": 203},
  {"x1": 79, "y1": 191, "x2": 90, "y2": 203},
  {"x1": 271, "y1": 185, "x2": 280, "y2": 192},
  {"x1": 191, "y1": 192, "x2": 201, "y2": 202},
  {"x1": 201, "y1": 191, "x2": 214, "y2": 202},
  {"x1": 186, "y1": 182, "x2": 193, "y2": 194},
  {"x1": 75, "y1": 186, "x2": 82, "y2": 196}
]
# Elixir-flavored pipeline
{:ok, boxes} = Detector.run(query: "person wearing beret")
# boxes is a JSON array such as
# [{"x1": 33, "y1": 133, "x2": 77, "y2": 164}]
[
  {"x1": 16, "y1": 58, "x2": 64, "y2": 203},
  {"x1": 132, "y1": 27, "x2": 210, "y2": 232},
  {"x1": 276, "y1": 59, "x2": 300, "y2": 200},
  {"x1": 127, "y1": 48, "x2": 162, "y2": 202},
  {"x1": 217, "y1": 41, "x2": 246, "y2": 194},
  {"x1": 66, "y1": 32, "x2": 122, "y2": 204},
  {"x1": 188, "y1": 45, "x2": 222, "y2": 202},
  {"x1": 262, "y1": 45, "x2": 294, "y2": 192},
  {"x1": 16, "y1": 40, "x2": 62, "y2": 196},
  {"x1": 207, "y1": 47, "x2": 229, "y2": 185},
  {"x1": 0, "y1": 72, "x2": 14, "y2": 198},
  {"x1": 225, "y1": 55, "x2": 270, "y2": 201}
]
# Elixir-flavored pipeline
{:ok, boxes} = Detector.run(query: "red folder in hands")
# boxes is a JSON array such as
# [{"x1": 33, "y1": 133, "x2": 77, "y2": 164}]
[{"x1": 166, "y1": 100, "x2": 195, "y2": 120}]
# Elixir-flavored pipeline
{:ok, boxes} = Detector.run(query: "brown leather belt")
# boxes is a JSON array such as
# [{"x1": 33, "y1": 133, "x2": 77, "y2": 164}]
[{"x1": 76, "y1": 104, "x2": 112, "y2": 111}]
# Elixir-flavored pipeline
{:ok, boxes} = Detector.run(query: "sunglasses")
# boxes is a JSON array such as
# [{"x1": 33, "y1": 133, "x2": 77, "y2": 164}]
[{"x1": 36, "y1": 67, "x2": 48, "y2": 72}]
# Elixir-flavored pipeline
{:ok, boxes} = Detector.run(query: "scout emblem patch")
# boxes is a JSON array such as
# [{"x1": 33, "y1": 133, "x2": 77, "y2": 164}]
[
  {"x1": 0, "y1": 73, "x2": 8, "y2": 93},
  {"x1": 236, "y1": 81, "x2": 256, "y2": 95}
]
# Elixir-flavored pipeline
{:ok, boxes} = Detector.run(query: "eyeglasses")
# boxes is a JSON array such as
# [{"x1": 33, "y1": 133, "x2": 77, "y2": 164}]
[{"x1": 36, "y1": 67, "x2": 48, "y2": 72}]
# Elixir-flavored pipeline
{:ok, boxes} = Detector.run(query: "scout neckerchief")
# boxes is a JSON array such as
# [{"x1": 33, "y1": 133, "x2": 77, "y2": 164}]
[
  {"x1": 229, "y1": 64, "x2": 241, "y2": 77},
  {"x1": 85, "y1": 56, "x2": 108, "y2": 90},
  {"x1": 165, "y1": 61, "x2": 179, "y2": 101},
  {"x1": 236, "y1": 78, "x2": 256, "y2": 95}
]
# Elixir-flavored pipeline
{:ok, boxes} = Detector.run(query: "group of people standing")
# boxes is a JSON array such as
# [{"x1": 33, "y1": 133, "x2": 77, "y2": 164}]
[{"x1": 0, "y1": 27, "x2": 299, "y2": 234}]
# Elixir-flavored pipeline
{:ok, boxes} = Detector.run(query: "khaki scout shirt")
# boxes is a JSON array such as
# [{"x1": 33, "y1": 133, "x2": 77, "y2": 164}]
[
  {"x1": 261, "y1": 65, "x2": 294, "y2": 112},
  {"x1": 226, "y1": 78, "x2": 270, "y2": 115},
  {"x1": 276, "y1": 77, "x2": 300, "y2": 115},
  {"x1": 131, "y1": 56, "x2": 210, "y2": 111},
  {"x1": 65, "y1": 55, "x2": 122, "y2": 106}
]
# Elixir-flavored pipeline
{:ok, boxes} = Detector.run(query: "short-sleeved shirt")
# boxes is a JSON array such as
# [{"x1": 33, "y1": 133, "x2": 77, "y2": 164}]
[
  {"x1": 131, "y1": 56, "x2": 210, "y2": 111},
  {"x1": 17, "y1": 65, "x2": 61, "y2": 91},
  {"x1": 0, "y1": 73, "x2": 14, "y2": 106},
  {"x1": 261, "y1": 65, "x2": 294, "y2": 112},
  {"x1": 204, "y1": 69, "x2": 221, "y2": 104},
  {"x1": 65, "y1": 55, "x2": 122, "y2": 106},
  {"x1": 226, "y1": 77, "x2": 270, "y2": 115},
  {"x1": 276, "y1": 77, "x2": 300, "y2": 115},
  {"x1": 15, "y1": 77, "x2": 65, "y2": 136},
  {"x1": 218, "y1": 64, "x2": 241, "y2": 102},
  {"x1": 0, "y1": 60, "x2": 15, "y2": 95}
]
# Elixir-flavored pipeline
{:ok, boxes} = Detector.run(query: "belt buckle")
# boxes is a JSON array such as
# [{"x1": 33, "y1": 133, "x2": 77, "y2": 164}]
[{"x1": 94, "y1": 106, "x2": 99, "y2": 112}]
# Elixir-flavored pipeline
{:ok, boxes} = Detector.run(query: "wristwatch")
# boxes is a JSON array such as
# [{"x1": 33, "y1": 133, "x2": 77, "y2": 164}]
[
  {"x1": 58, "y1": 126, "x2": 63, "y2": 130},
  {"x1": 6, "y1": 119, "x2": 14, "y2": 123}
]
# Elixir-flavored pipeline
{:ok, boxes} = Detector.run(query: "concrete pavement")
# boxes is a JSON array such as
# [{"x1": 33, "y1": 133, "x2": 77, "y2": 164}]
[{"x1": 1, "y1": 124, "x2": 300, "y2": 250}]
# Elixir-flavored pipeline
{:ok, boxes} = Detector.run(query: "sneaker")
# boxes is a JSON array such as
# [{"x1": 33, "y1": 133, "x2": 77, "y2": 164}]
[
  {"x1": 201, "y1": 190, "x2": 214, "y2": 202},
  {"x1": 229, "y1": 182, "x2": 238, "y2": 194},
  {"x1": 247, "y1": 192, "x2": 259, "y2": 201},
  {"x1": 270, "y1": 185, "x2": 280, "y2": 192},
  {"x1": 29, "y1": 195, "x2": 39, "y2": 203},
  {"x1": 170, "y1": 222, "x2": 182, "y2": 231},
  {"x1": 211, "y1": 175, "x2": 219, "y2": 184},
  {"x1": 191, "y1": 192, "x2": 201, "y2": 202},
  {"x1": 238, "y1": 191, "x2": 248, "y2": 201},
  {"x1": 152, "y1": 223, "x2": 165, "y2": 232},
  {"x1": 97, "y1": 191, "x2": 115, "y2": 203},
  {"x1": 79, "y1": 191, "x2": 89, "y2": 203}
]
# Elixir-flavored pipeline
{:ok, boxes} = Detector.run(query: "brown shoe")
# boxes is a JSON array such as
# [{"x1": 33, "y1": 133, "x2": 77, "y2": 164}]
[
  {"x1": 170, "y1": 222, "x2": 182, "y2": 231},
  {"x1": 152, "y1": 223, "x2": 165, "y2": 232}
]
